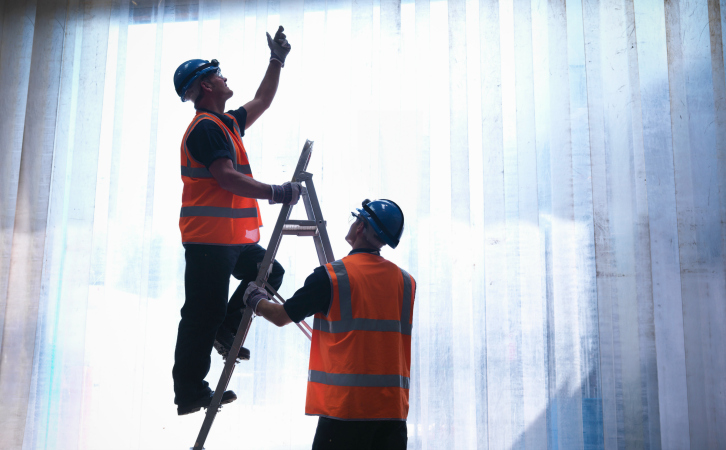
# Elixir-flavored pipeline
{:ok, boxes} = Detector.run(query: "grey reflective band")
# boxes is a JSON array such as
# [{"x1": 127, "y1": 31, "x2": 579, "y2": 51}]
[
  {"x1": 308, "y1": 370, "x2": 410, "y2": 389},
  {"x1": 192, "y1": 114, "x2": 241, "y2": 166},
  {"x1": 219, "y1": 127, "x2": 237, "y2": 160},
  {"x1": 321, "y1": 261, "x2": 413, "y2": 335},
  {"x1": 400, "y1": 268, "x2": 412, "y2": 327},
  {"x1": 181, "y1": 113, "x2": 252, "y2": 179},
  {"x1": 214, "y1": 119, "x2": 241, "y2": 166},
  {"x1": 180, "y1": 164, "x2": 250, "y2": 178},
  {"x1": 227, "y1": 114, "x2": 242, "y2": 137},
  {"x1": 331, "y1": 260, "x2": 352, "y2": 320},
  {"x1": 181, "y1": 166, "x2": 213, "y2": 178},
  {"x1": 180, "y1": 206, "x2": 258, "y2": 218},
  {"x1": 313, "y1": 317, "x2": 412, "y2": 335}
]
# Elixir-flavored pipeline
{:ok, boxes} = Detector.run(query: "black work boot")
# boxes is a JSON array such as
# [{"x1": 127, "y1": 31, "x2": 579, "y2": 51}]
[
  {"x1": 214, "y1": 325, "x2": 251, "y2": 361},
  {"x1": 177, "y1": 390, "x2": 237, "y2": 416}
]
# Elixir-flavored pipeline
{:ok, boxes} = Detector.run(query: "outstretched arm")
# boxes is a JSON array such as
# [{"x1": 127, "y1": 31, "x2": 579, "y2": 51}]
[
  {"x1": 242, "y1": 61, "x2": 281, "y2": 129},
  {"x1": 244, "y1": 267, "x2": 331, "y2": 328},
  {"x1": 243, "y1": 26, "x2": 291, "y2": 129},
  {"x1": 209, "y1": 157, "x2": 302, "y2": 204},
  {"x1": 255, "y1": 301, "x2": 293, "y2": 327},
  {"x1": 243, "y1": 282, "x2": 293, "y2": 327}
]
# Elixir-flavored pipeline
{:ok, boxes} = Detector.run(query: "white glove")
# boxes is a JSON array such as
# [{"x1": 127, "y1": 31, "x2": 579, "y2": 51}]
[
  {"x1": 267, "y1": 26, "x2": 291, "y2": 67},
  {"x1": 269, "y1": 181, "x2": 303, "y2": 205},
  {"x1": 244, "y1": 282, "x2": 269, "y2": 313}
]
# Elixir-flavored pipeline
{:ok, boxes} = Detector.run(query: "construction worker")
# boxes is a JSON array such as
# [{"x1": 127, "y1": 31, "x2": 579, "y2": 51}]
[
  {"x1": 246, "y1": 199, "x2": 415, "y2": 450},
  {"x1": 171, "y1": 26, "x2": 301, "y2": 416}
]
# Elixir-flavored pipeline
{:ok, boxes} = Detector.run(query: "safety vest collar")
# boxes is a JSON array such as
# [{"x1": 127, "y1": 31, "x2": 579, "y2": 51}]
[
  {"x1": 316, "y1": 260, "x2": 413, "y2": 335},
  {"x1": 228, "y1": 113, "x2": 243, "y2": 137},
  {"x1": 348, "y1": 248, "x2": 381, "y2": 256},
  {"x1": 181, "y1": 112, "x2": 249, "y2": 178},
  {"x1": 194, "y1": 108, "x2": 239, "y2": 130}
]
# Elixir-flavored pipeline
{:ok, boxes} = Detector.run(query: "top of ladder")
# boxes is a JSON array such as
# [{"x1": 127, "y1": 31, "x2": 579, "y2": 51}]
[{"x1": 292, "y1": 140, "x2": 314, "y2": 181}]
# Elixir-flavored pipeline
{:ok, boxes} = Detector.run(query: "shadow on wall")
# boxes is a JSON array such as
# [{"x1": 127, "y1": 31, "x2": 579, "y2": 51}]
[
  {"x1": 407, "y1": 365, "x2": 608, "y2": 450},
  {"x1": 509, "y1": 369, "x2": 605, "y2": 450}
]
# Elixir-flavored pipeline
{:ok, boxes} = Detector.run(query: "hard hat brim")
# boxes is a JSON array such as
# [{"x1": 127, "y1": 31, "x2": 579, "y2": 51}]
[
  {"x1": 356, "y1": 208, "x2": 400, "y2": 249},
  {"x1": 175, "y1": 59, "x2": 220, "y2": 101}
]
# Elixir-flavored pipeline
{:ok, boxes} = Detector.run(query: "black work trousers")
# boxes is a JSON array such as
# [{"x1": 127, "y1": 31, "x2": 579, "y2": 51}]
[
  {"x1": 172, "y1": 243, "x2": 284, "y2": 405},
  {"x1": 311, "y1": 417, "x2": 407, "y2": 450}
]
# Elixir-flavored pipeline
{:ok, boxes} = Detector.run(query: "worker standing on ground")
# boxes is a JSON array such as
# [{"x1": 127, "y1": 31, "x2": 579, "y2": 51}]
[
  {"x1": 246, "y1": 199, "x2": 415, "y2": 450},
  {"x1": 171, "y1": 26, "x2": 300, "y2": 416}
]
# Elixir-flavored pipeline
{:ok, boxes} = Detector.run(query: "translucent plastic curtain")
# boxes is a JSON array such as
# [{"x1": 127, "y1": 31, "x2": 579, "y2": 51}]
[{"x1": 0, "y1": 0, "x2": 725, "y2": 449}]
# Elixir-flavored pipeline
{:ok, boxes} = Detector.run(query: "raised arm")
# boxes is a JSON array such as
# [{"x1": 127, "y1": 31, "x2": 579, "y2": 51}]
[
  {"x1": 243, "y1": 26, "x2": 291, "y2": 129},
  {"x1": 243, "y1": 62, "x2": 281, "y2": 129}
]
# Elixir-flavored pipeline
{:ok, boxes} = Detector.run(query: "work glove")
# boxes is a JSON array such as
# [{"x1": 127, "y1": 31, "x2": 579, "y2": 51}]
[
  {"x1": 244, "y1": 282, "x2": 269, "y2": 314},
  {"x1": 269, "y1": 181, "x2": 303, "y2": 206},
  {"x1": 267, "y1": 26, "x2": 291, "y2": 67}
]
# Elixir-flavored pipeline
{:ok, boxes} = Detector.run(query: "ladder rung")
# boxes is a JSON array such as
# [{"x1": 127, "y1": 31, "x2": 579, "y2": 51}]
[
  {"x1": 282, "y1": 224, "x2": 319, "y2": 236},
  {"x1": 284, "y1": 220, "x2": 318, "y2": 226}
]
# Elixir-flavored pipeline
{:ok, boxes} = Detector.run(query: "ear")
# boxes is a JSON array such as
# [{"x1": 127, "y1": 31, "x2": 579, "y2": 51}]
[
  {"x1": 200, "y1": 79, "x2": 213, "y2": 93},
  {"x1": 356, "y1": 221, "x2": 366, "y2": 235}
]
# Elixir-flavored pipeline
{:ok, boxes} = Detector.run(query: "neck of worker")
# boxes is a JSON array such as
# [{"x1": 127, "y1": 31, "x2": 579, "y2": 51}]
[
  {"x1": 349, "y1": 235, "x2": 383, "y2": 252},
  {"x1": 195, "y1": 97, "x2": 226, "y2": 115}
]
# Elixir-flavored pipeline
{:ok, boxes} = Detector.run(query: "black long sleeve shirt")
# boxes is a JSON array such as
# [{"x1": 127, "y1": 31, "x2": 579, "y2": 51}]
[{"x1": 185, "y1": 107, "x2": 247, "y2": 168}]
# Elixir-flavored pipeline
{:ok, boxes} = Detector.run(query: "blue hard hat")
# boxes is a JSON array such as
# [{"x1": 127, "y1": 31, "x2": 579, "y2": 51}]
[
  {"x1": 356, "y1": 199, "x2": 405, "y2": 249},
  {"x1": 173, "y1": 58, "x2": 220, "y2": 101}
]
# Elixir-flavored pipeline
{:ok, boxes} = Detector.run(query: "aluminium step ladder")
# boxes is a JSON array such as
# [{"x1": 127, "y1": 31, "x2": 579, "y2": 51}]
[{"x1": 191, "y1": 140, "x2": 335, "y2": 450}]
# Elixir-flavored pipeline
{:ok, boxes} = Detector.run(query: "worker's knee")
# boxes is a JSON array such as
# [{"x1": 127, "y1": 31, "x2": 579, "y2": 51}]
[
  {"x1": 268, "y1": 260, "x2": 285, "y2": 290},
  {"x1": 272, "y1": 260, "x2": 285, "y2": 276}
]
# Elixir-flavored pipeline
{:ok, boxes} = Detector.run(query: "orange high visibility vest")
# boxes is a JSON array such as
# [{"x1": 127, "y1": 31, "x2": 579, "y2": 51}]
[
  {"x1": 306, "y1": 252, "x2": 416, "y2": 421},
  {"x1": 179, "y1": 111, "x2": 263, "y2": 245}
]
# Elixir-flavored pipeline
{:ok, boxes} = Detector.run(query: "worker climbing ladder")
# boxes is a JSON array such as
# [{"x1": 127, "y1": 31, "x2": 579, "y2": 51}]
[{"x1": 191, "y1": 140, "x2": 335, "y2": 450}]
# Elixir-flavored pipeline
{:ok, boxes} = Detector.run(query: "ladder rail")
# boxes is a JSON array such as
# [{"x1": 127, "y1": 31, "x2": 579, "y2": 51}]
[
  {"x1": 192, "y1": 307, "x2": 254, "y2": 450},
  {"x1": 191, "y1": 140, "x2": 333, "y2": 450},
  {"x1": 299, "y1": 173, "x2": 335, "y2": 265},
  {"x1": 253, "y1": 201, "x2": 293, "y2": 286},
  {"x1": 301, "y1": 189, "x2": 328, "y2": 263}
]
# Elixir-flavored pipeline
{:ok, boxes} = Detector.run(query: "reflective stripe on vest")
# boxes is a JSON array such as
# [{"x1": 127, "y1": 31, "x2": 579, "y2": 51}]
[
  {"x1": 313, "y1": 261, "x2": 413, "y2": 335},
  {"x1": 180, "y1": 206, "x2": 258, "y2": 218},
  {"x1": 305, "y1": 254, "x2": 415, "y2": 421},
  {"x1": 308, "y1": 370, "x2": 410, "y2": 389},
  {"x1": 180, "y1": 164, "x2": 252, "y2": 178}
]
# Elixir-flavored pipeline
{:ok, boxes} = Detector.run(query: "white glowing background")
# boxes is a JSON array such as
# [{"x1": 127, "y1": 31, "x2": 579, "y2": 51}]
[{"x1": 0, "y1": 0, "x2": 725, "y2": 449}]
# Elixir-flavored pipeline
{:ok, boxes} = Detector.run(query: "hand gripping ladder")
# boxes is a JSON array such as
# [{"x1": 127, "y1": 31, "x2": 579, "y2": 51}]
[{"x1": 191, "y1": 140, "x2": 335, "y2": 450}]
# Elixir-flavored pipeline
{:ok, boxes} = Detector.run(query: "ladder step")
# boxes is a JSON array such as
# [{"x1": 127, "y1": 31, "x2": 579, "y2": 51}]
[
  {"x1": 281, "y1": 220, "x2": 326, "y2": 236},
  {"x1": 282, "y1": 224, "x2": 319, "y2": 236}
]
